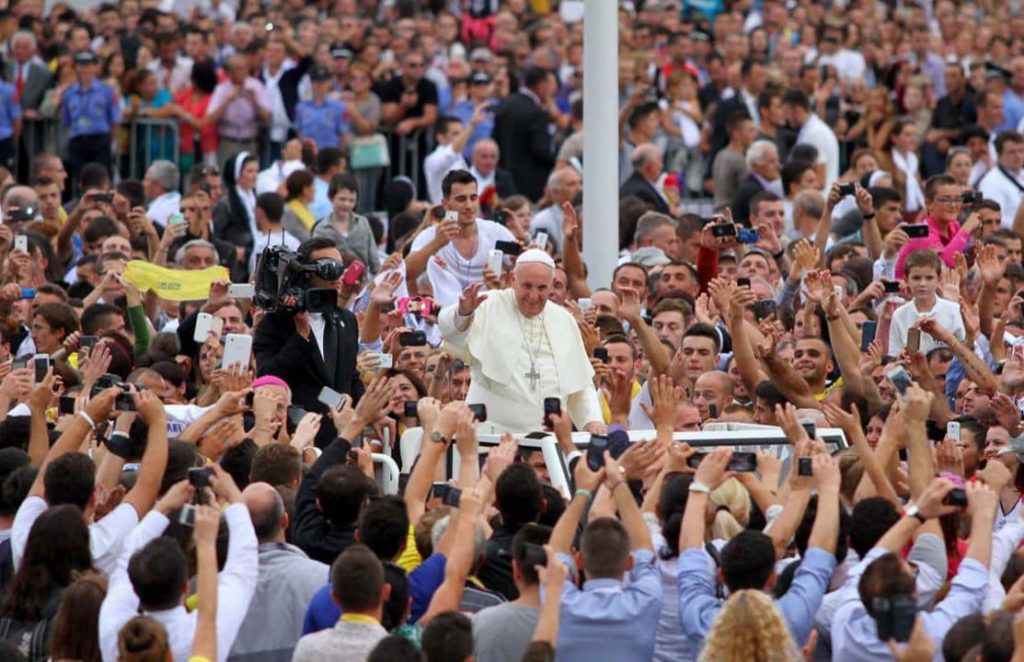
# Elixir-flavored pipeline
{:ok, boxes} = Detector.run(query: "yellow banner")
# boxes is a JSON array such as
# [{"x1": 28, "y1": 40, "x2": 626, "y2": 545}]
[{"x1": 121, "y1": 261, "x2": 229, "y2": 301}]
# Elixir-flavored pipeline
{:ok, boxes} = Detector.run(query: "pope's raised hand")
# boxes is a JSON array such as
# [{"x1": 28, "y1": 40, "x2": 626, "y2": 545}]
[{"x1": 458, "y1": 282, "x2": 488, "y2": 316}]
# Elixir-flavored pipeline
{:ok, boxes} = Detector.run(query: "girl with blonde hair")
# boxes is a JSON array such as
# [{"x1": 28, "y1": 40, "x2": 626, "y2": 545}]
[
  {"x1": 698, "y1": 589, "x2": 801, "y2": 662},
  {"x1": 709, "y1": 477, "x2": 751, "y2": 541}
]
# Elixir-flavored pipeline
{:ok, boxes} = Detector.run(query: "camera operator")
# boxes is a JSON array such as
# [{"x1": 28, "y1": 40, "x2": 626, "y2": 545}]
[{"x1": 253, "y1": 238, "x2": 363, "y2": 445}]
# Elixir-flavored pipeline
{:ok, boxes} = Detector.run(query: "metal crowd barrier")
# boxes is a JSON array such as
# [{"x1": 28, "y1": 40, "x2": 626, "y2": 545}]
[
  {"x1": 378, "y1": 126, "x2": 435, "y2": 200},
  {"x1": 122, "y1": 118, "x2": 180, "y2": 180}
]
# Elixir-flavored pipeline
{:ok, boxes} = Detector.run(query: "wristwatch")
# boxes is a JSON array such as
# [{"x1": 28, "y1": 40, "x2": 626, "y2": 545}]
[
  {"x1": 430, "y1": 430, "x2": 450, "y2": 445},
  {"x1": 904, "y1": 505, "x2": 927, "y2": 524}
]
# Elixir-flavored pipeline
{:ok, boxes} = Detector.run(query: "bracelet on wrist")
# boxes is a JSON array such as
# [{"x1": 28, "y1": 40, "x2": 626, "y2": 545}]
[
  {"x1": 575, "y1": 488, "x2": 594, "y2": 502},
  {"x1": 78, "y1": 411, "x2": 97, "y2": 431},
  {"x1": 689, "y1": 481, "x2": 711, "y2": 494}
]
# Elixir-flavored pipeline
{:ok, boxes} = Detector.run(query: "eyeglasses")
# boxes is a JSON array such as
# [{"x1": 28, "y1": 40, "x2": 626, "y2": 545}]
[{"x1": 933, "y1": 196, "x2": 962, "y2": 205}]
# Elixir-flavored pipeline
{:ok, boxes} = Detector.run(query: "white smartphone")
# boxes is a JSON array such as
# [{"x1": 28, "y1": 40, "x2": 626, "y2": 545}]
[
  {"x1": 579, "y1": 298, "x2": 592, "y2": 311},
  {"x1": 946, "y1": 421, "x2": 961, "y2": 442},
  {"x1": 444, "y1": 210, "x2": 459, "y2": 223},
  {"x1": 833, "y1": 285, "x2": 844, "y2": 299},
  {"x1": 221, "y1": 333, "x2": 253, "y2": 369},
  {"x1": 318, "y1": 386, "x2": 348, "y2": 411},
  {"x1": 377, "y1": 352, "x2": 393, "y2": 369},
  {"x1": 228, "y1": 283, "x2": 256, "y2": 299},
  {"x1": 486, "y1": 249, "x2": 503, "y2": 276},
  {"x1": 14, "y1": 235, "x2": 27, "y2": 253},
  {"x1": 193, "y1": 313, "x2": 224, "y2": 343},
  {"x1": 534, "y1": 231, "x2": 548, "y2": 249}
]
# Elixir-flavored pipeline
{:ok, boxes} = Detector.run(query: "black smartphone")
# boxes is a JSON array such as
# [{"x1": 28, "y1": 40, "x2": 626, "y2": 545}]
[
  {"x1": 736, "y1": 277, "x2": 751, "y2": 288},
  {"x1": 287, "y1": 405, "x2": 307, "y2": 429},
  {"x1": 708, "y1": 403, "x2": 718, "y2": 419},
  {"x1": 493, "y1": 209, "x2": 509, "y2": 226},
  {"x1": 587, "y1": 434, "x2": 609, "y2": 471},
  {"x1": 861, "y1": 320, "x2": 878, "y2": 352},
  {"x1": 711, "y1": 223, "x2": 737, "y2": 237},
  {"x1": 188, "y1": 466, "x2": 213, "y2": 505},
  {"x1": 593, "y1": 346, "x2": 609, "y2": 363},
  {"x1": 495, "y1": 240, "x2": 522, "y2": 256},
  {"x1": 468, "y1": 403, "x2": 487, "y2": 422},
  {"x1": 431, "y1": 482, "x2": 447, "y2": 499},
  {"x1": 245, "y1": 391, "x2": 255, "y2": 409},
  {"x1": 944, "y1": 487, "x2": 968, "y2": 507},
  {"x1": 883, "y1": 280, "x2": 901, "y2": 293},
  {"x1": 727, "y1": 451, "x2": 758, "y2": 472},
  {"x1": 544, "y1": 397, "x2": 561, "y2": 427},
  {"x1": 751, "y1": 299, "x2": 777, "y2": 321},
  {"x1": 33, "y1": 355, "x2": 49, "y2": 382},
  {"x1": 442, "y1": 486, "x2": 462, "y2": 508},
  {"x1": 521, "y1": 542, "x2": 548, "y2": 569},
  {"x1": 838, "y1": 182, "x2": 856, "y2": 196},
  {"x1": 79, "y1": 335, "x2": 98, "y2": 350},
  {"x1": 873, "y1": 595, "x2": 917, "y2": 643},
  {"x1": 903, "y1": 224, "x2": 929, "y2": 238},
  {"x1": 687, "y1": 453, "x2": 705, "y2": 469},
  {"x1": 798, "y1": 456, "x2": 813, "y2": 476},
  {"x1": 801, "y1": 420, "x2": 817, "y2": 440},
  {"x1": 58, "y1": 395, "x2": 75, "y2": 415},
  {"x1": 404, "y1": 400, "x2": 419, "y2": 418},
  {"x1": 399, "y1": 331, "x2": 427, "y2": 347},
  {"x1": 92, "y1": 192, "x2": 114, "y2": 203}
]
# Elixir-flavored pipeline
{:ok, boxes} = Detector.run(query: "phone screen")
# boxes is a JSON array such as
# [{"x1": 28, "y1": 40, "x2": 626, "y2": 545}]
[{"x1": 587, "y1": 435, "x2": 609, "y2": 471}]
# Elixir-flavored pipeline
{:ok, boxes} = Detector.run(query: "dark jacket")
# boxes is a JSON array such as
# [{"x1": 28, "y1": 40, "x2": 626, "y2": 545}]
[
  {"x1": 212, "y1": 153, "x2": 258, "y2": 260},
  {"x1": 477, "y1": 523, "x2": 520, "y2": 600},
  {"x1": 491, "y1": 92, "x2": 555, "y2": 202},
  {"x1": 254, "y1": 307, "x2": 363, "y2": 445},
  {"x1": 730, "y1": 173, "x2": 767, "y2": 227},
  {"x1": 619, "y1": 171, "x2": 670, "y2": 215},
  {"x1": 291, "y1": 435, "x2": 358, "y2": 564}
]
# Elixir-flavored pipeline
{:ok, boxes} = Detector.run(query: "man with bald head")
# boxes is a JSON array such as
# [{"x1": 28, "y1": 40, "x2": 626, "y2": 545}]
[
  {"x1": 440, "y1": 249, "x2": 604, "y2": 433},
  {"x1": 530, "y1": 166, "x2": 582, "y2": 254},
  {"x1": 231, "y1": 482, "x2": 329, "y2": 660},
  {"x1": 620, "y1": 143, "x2": 672, "y2": 215},
  {"x1": 693, "y1": 371, "x2": 734, "y2": 422}
]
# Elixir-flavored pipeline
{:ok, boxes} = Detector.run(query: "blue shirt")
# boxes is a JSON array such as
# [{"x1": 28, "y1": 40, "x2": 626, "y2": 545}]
[
  {"x1": 302, "y1": 552, "x2": 446, "y2": 634},
  {"x1": 309, "y1": 176, "x2": 331, "y2": 221},
  {"x1": 0, "y1": 81, "x2": 21, "y2": 141},
  {"x1": 450, "y1": 100, "x2": 494, "y2": 160},
  {"x1": 62, "y1": 80, "x2": 120, "y2": 138},
  {"x1": 678, "y1": 545, "x2": 835, "y2": 646},
  {"x1": 295, "y1": 97, "x2": 348, "y2": 149},
  {"x1": 553, "y1": 549, "x2": 662, "y2": 662}
]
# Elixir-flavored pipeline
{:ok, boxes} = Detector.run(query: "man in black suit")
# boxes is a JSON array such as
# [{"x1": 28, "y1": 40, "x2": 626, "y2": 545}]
[
  {"x1": 730, "y1": 140, "x2": 782, "y2": 227},
  {"x1": 255, "y1": 237, "x2": 391, "y2": 445},
  {"x1": 708, "y1": 57, "x2": 768, "y2": 162},
  {"x1": 619, "y1": 143, "x2": 673, "y2": 216},
  {"x1": 9, "y1": 31, "x2": 53, "y2": 181},
  {"x1": 492, "y1": 66, "x2": 557, "y2": 202}
]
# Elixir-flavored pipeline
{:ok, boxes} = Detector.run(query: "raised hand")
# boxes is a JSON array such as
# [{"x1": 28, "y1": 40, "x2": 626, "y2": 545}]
[
  {"x1": 619, "y1": 287, "x2": 643, "y2": 324},
  {"x1": 458, "y1": 282, "x2": 488, "y2": 316}
]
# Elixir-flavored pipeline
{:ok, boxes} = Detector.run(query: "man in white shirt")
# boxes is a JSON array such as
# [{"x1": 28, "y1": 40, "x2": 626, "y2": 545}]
[
  {"x1": 144, "y1": 160, "x2": 182, "y2": 228},
  {"x1": 147, "y1": 33, "x2": 193, "y2": 96},
  {"x1": 978, "y1": 130, "x2": 1024, "y2": 227},
  {"x1": 98, "y1": 465, "x2": 259, "y2": 662},
  {"x1": 783, "y1": 88, "x2": 840, "y2": 192},
  {"x1": 815, "y1": 24, "x2": 866, "y2": 81},
  {"x1": 424, "y1": 107, "x2": 486, "y2": 203},
  {"x1": 531, "y1": 166, "x2": 583, "y2": 254},
  {"x1": 261, "y1": 38, "x2": 296, "y2": 161},
  {"x1": 12, "y1": 387, "x2": 168, "y2": 577}
]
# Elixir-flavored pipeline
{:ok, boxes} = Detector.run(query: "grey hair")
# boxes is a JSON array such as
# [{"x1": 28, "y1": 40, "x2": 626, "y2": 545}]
[
  {"x1": 793, "y1": 190, "x2": 825, "y2": 220},
  {"x1": 634, "y1": 211, "x2": 677, "y2": 244},
  {"x1": 175, "y1": 239, "x2": 216, "y2": 266},
  {"x1": 746, "y1": 140, "x2": 778, "y2": 168},
  {"x1": 11, "y1": 31, "x2": 36, "y2": 50},
  {"x1": 430, "y1": 514, "x2": 487, "y2": 557},
  {"x1": 146, "y1": 160, "x2": 180, "y2": 192}
]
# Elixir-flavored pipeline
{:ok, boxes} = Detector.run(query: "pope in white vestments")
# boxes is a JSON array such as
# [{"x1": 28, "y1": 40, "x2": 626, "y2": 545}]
[{"x1": 438, "y1": 249, "x2": 605, "y2": 433}]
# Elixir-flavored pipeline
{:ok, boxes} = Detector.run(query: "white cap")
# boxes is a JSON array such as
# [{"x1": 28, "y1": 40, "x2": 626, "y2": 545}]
[{"x1": 516, "y1": 248, "x2": 556, "y2": 270}]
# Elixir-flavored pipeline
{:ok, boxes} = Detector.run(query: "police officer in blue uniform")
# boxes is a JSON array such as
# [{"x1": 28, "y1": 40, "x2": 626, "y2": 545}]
[
  {"x1": 61, "y1": 51, "x2": 120, "y2": 179},
  {"x1": 294, "y1": 65, "x2": 348, "y2": 150}
]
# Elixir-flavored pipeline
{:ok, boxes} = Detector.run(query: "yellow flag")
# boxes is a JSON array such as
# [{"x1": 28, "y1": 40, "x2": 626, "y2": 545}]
[{"x1": 121, "y1": 261, "x2": 229, "y2": 302}]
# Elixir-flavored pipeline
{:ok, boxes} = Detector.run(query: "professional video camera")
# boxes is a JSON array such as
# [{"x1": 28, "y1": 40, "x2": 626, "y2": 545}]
[{"x1": 253, "y1": 245, "x2": 342, "y2": 314}]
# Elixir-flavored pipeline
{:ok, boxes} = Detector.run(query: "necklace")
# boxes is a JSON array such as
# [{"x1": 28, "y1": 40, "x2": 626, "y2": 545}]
[{"x1": 519, "y1": 312, "x2": 545, "y2": 392}]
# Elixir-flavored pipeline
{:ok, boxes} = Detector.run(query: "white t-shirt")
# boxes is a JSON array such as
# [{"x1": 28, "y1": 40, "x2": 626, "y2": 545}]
[
  {"x1": 12, "y1": 496, "x2": 139, "y2": 576},
  {"x1": 817, "y1": 50, "x2": 867, "y2": 80},
  {"x1": 887, "y1": 296, "x2": 966, "y2": 357},
  {"x1": 797, "y1": 113, "x2": 841, "y2": 192},
  {"x1": 410, "y1": 218, "x2": 515, "y2": 290},
  {"x1": 424, "y1": 144, "x2": 468, "y2": 204},
  {"x1": 978, "y1": 165, "x2": 1024, "y2": 228}
]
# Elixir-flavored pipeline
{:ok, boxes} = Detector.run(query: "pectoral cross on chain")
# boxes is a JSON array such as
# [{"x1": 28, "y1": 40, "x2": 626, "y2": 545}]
[{"x1": 525, "y1": 364, "x2": 541, "y2": 392}]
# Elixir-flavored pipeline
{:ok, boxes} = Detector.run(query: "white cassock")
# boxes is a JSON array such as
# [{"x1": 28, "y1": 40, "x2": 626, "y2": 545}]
[{"x1": 439, "y1": 288, "x2": 603, "y2": 432}]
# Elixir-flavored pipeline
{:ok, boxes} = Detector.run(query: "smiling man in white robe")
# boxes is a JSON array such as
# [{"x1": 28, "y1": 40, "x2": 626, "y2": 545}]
[{"x1": 438, "y1": 249, "x2": 605, "y2": 433}]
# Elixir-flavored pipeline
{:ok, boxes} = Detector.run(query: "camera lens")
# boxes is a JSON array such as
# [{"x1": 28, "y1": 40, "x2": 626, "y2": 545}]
[{"x1": 315, "y1": 259, "x2": 344, "y2": 280}]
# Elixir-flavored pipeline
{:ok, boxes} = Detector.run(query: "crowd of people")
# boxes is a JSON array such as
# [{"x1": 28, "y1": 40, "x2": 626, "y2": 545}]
[{"x1": 8, "y1": 0, "x2": 1024, "y2": 662}]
